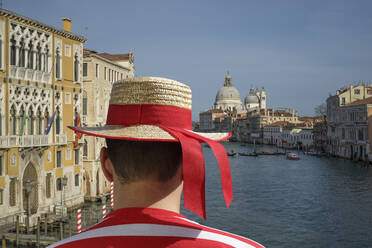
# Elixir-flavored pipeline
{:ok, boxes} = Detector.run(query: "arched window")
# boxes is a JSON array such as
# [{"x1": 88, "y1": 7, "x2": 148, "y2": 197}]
[
  {"x1": 44, "y1": 45, "x2": 49, "y2": 72},
  {"x1": 10, "y1": 105, "x2": 16, "y2": 135},
  {"x1": 10, "y1": 36, "x2": 16, "y2": 66},
  {"x1": 19, "y1": 106, "x2": 25, "y2": 135},
  {"x1": 0, "y1": 35, "x2": 3, "y2": 69},
  {"x1": 55, "y1": 48, "x2": 61, "y2": 79},
  {"x1": 27, "y1": 40, "x2": 33, "y2": 69},
  {"x1": 28, "y1": 108, "x2": 34, "y2": 135},
  {"x1": 36, "y1": 107, "x2": 42, "y2": 135},
  {"x1": 74, "y1": 109, "x2": 78, "y2": 126},
  {"x1": 56, "y1": 107, "x2": 61, "y2": 134},
  {"x1": 19, "y1": 38, "x2": 25, "y2": 67},
  {"x1": 36, "y1": 43, "x2": 41, "y2": 71},
  {"x1": 74, "y1": 53, "x2": 79, "y2": 82},
  {"x1": 44, "y1": 110, "x2": 50, "y2": 134}
]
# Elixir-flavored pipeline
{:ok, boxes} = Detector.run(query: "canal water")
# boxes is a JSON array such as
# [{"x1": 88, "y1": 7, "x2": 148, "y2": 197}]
[{"x1": 179, "y1": 142, "x2": 372, "y2": 247}]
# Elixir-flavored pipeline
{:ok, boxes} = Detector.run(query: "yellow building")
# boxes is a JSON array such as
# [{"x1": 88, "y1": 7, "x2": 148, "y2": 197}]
[{"x1": 0, "y1": 8, "x2": 87, "y2": 225}]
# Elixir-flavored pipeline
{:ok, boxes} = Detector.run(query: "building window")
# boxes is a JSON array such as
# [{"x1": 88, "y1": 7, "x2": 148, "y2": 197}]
[
  {"x1": 10, "y1": 105, "x2": 16, "y2": 135},
  {"x1": 104, "y1": 67, "x2": 107, "y2": 80},
  {"x1": 75, "y1": 174, "x2": 79, "y2": 187},
  {"x1": 36, "y1": 43, "x2": 42, "y2": 71},
  {"x1": 10, "y1": 36, "x2": 16, "y2": 65},
  {"x1": 65, "y1": 45, "x2": 71, "y2": 57},
  {"x1": 341, "y1": 97, "x2": 345, "y2": 105},
  {"x1": 74, "y1": 149, "x2": 79, "y2": 165},
  {"x1": 83, "y1": 97, "x2": 87, "y2": 115},
  {"x1": 108, "y1": 69, "x2": 111, "y2": 82},
  {"x1": 28, "y1": 40, "x2": 33, "y2": 69},
  {"x1": 44, "y1": 45, "x2": 49, "y2": 72},
  {"x1": 65, "y1": 92, "x2": 71, "y2": 104},
  {"x1": 56, "y1": 178, "x2": 62, "y2": 191},
  {"x1": 83, "y1": 63, "x2": 87, "y2": 77},
  {"x1": 56, "y1": 107, "x2": 61, "y2": 134},
  {"x1": 354, "y1": 89, "x2": 360, "y2": 95},
  {"x1": 95, "y1": 64, "x2": 99, "y2": 78},
  {"x1": 74, "y1": 53, "x2": 79, "y2": 82},
  {"x1": 66, "y1": 148, "x2": 72, "y2": 160},
  {"x1": 56, "y1": 150, "x2": 62, "y2": 168},
  {"x1": 9, "y1": 178, "x2": 16, "y2": 207},
  {"x1": 46, "y1": 173, "x2": 51, "y2": 198},
  {"x1": 0, "y1": 155, "x2": 2, "y2": 176},
  {"x1": 36, "y1": 108, "x2": 43, "y2": 135},
  {"x1": 55, "y1": 48, "x2": 61, "y2": 79},
  {"x1": 28, "y1": 108, "x2": 34, "y2": 135},
  {"x1": 0, "y1": 189, "x2": 3, "y2": 205},
  {"x1": 19, "y1": 38, "x2": 25, "y2": 67},
  {"x1": 83, "y1": 140, "x2": 88, "y2": 157}
]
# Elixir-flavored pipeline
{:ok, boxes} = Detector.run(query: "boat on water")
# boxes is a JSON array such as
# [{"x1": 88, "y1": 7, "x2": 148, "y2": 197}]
[
  {"x1": 286, "y1": 152, "x2": 300, "y2": 160},
  {"x1": 238, "y1": 152, "x2": 258, "y2": 157},
  {"x1": 227, "y1": 150, "x2": 237, "y2": 156}
]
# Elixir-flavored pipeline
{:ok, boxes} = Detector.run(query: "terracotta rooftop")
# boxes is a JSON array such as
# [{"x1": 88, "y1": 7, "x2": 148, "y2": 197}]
[
  {"x1": 265, "y1": 121, "x2": 288, "y2": 127},
  {"x1": 200, "y1": 109, "x2": 225, "y2": 114},
  {"x1": 98, "y1": 53, "x2": 130, "y2": 61}
]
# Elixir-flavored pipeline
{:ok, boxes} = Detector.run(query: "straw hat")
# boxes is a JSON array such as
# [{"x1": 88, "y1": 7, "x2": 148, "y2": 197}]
[
  {"x1": 69, "y1": 77, "x2": 230, "y2": 142},
  {"x1": 68, "y1": 76, "x2": 232, "y2": 219}
]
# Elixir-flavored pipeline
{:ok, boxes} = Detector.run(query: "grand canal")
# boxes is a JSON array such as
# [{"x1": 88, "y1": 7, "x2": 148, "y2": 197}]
[{"x1": 180, "y1": 142, "x2": 372, "y2": 248}]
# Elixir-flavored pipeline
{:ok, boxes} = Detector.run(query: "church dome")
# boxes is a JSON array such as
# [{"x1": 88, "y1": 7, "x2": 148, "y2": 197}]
[
  {"x1": 216, "y1": 86, "x2": 241, "y2": 101},
  {"x1": 244, "y1": 87, "x2": 259, "y2": 104},
  {"x1": 244, "y1": 94, "x2": 259, "y2": 104}
]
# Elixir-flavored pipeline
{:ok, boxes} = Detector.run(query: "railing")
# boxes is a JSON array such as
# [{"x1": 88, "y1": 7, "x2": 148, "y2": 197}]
[
  {"x1": 9, "y1": 65, "x2": 52, "y2": 84},
  {"x1": 0, "y1": 135, "x2": 51, "y2": 148},
  {"x1": 56, "y1": 134, "x2": 67, "y2": 145}
]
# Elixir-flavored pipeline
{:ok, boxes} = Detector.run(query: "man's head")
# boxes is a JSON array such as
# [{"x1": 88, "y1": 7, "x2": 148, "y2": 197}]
[{"x1": 103, "y1": 139, "x2": 182, "y2": 184}]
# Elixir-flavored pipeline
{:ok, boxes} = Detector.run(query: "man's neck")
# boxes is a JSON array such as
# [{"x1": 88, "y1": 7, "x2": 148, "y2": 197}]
[{"x1": 113, "y1": 178, "x2": 183, "y2": 213}]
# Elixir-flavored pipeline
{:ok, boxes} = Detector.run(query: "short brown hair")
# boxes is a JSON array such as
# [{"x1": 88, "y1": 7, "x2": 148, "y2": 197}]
[{"x1": 105, "y1": 139, "x2": 182, "y2": 184}]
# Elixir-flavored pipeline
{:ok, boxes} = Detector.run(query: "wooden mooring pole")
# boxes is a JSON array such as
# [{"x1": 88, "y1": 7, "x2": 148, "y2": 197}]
[
  {"x1": 36, "y1": 217, "x2": 40, "y2": 247},
  {"x1": 2, "y1": 235, "x2": 6, "y2": 248},
  {"x1": 59, "y1": 222, "x2": 63, "y2": 240},
  {"x1": 16, "y1": 215, "x2": 19, "y2": 247}
]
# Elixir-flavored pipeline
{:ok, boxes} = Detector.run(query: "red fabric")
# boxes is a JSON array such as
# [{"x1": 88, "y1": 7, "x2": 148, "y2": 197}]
[
  {"x1": 106, "y1": 104, "x2": 192, "y2": 129},
  {"x1": 49, "y1": 208, "x2": 265, "y2": 248}
]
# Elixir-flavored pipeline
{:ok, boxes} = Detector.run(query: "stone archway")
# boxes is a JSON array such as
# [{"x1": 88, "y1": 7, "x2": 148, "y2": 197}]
[{"x1": 22, "y1": 163, "x2": 38, "y2": 215}]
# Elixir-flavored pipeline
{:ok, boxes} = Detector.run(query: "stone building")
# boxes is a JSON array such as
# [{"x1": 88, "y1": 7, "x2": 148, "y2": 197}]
[
  {"x1": 82, "y1": 49, "x2": 134, "y2": 199},
  {"x1": 313, "y1": 116, "x2": 327, "y2": 153},
  {"x1": 327, "y1": 84, "x2": 372, "y2": 159},
  {"x1": 0, "y1": 9, "x2": 86, "y2": 225}
]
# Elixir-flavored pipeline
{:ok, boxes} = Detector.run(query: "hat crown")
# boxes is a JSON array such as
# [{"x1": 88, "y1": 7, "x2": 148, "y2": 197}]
[{"x1": 110, "y1": 77, "x2": 192, "y2": 110}]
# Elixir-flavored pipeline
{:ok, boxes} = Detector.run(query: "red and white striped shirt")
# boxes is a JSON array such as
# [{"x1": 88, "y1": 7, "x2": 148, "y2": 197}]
[{"x1": 48, "y1": 208, "x2": 264, "y2": 248}]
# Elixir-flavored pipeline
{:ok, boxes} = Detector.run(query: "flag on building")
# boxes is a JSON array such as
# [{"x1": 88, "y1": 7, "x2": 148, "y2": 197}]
[
  {"x1": 74, "y1": 114, "x2": 82, "y2": 148},
  {"x1": 19, "y1": 115, "x2": 27, "y2": 136},
  {"x1": 45, "y1": 111, "x2": 56, "y2": 135}
]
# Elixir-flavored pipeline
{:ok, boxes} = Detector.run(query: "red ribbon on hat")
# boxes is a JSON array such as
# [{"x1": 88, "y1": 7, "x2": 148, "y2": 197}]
[{"x1": 106, "y1": 104, "x2": 233, "y2": 219}]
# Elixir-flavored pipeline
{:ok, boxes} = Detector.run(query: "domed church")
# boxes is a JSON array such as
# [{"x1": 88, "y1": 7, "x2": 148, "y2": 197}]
[
  {"x1": 214, "y1": 72, "x2": 244, "y2": 113},
  {"x1": 245, "y1": 86, "x2": 266, "y2": 112}
]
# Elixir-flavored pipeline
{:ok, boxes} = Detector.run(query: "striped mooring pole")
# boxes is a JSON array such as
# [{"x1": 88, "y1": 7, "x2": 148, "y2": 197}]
[
  {"x1": 102, "y1": 198, "x2": 107, "y2": 219},
  {"x1": 110, "y1": 182, "x2": 114, "y2": 209},
  {"x1": 77, "y1": 209, "x2": 82, "y2": 233}
]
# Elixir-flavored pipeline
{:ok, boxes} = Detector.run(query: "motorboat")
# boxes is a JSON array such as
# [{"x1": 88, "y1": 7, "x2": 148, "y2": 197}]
[{"x1": 286, "y1": 152, "x2": 300, "y2": 160}]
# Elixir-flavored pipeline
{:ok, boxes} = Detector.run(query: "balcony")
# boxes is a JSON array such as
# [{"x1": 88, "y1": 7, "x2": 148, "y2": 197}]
[
  {"x1": 9, "y1": 65, "x2": 51, "y2": 84},
  {"x1": 55, "y1": 134, "x2": 67, "y2": 145},
  {"x1": 0, "y1": 135, "x2": 51, "y2": 148}
]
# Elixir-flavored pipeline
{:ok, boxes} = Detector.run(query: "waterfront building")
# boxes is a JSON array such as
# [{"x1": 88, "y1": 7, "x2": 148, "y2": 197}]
[
  {"x1": 0, "y1": 9, "x2": 87, "y2": 224},
  {"x1": 313, "y1": 116, "x2": 327, "y2": 152},
  {"x1": 82, "y1": 49, "x2": 134, "y2": 199},
  {"x1": 328, "y1": 98, "x2": 372, "y2": 160},
  {"x1": 327, "y1": 84, "x2": 372, "y2": 159},
  {"x1": 263, "y1": 121, "x2": 287, "y2": 145}
]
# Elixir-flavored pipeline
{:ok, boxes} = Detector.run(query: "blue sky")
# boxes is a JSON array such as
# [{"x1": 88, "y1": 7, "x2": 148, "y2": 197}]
[{"x1": 6, "y1": 0, "x2": 372, "y2": 120}]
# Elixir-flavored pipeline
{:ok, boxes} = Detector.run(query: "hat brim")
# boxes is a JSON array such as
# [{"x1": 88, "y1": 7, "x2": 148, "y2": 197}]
[{"x1": 68, "y1": 125, "x2": 231, "y2": 142}]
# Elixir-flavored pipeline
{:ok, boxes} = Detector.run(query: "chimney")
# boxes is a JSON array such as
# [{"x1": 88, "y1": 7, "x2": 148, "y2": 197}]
[{"x1": 62, "y1": 18, "x2": 72, "y2": 32}]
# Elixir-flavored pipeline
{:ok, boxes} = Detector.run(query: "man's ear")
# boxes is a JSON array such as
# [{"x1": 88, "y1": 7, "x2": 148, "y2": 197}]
[{"x1": 100, "y1": 147, "x2": 114, "y2": 182}]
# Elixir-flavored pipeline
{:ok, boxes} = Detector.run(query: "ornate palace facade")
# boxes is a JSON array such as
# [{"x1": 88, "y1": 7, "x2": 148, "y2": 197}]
[{"x1": 0, "y1": 9, "x2": 86, "y2": 225}]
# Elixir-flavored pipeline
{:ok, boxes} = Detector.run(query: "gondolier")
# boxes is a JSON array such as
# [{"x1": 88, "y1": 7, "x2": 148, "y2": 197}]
[{"x1": 48, "y1": 77, "x2": 264, "y2": 248}]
